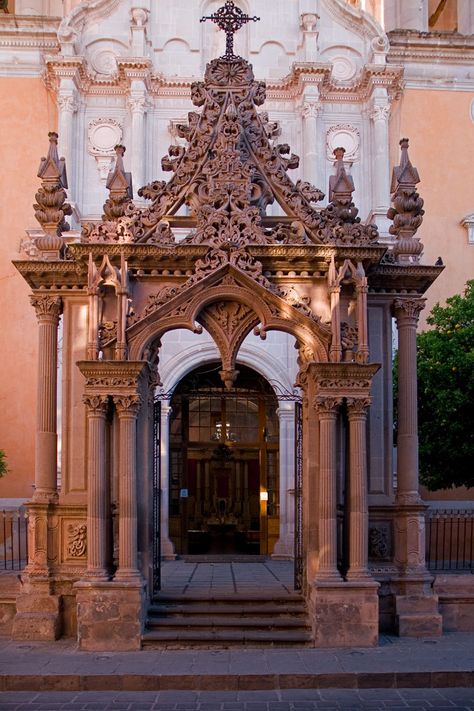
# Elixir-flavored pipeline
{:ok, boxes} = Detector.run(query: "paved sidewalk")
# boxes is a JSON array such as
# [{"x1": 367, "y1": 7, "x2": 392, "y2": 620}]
[
  {"x1": 1, "y1": 687, "x2": 474, "y2": 711},
  {"x1": 0, "y1": 633, "x2": 473, "y2": 692}
]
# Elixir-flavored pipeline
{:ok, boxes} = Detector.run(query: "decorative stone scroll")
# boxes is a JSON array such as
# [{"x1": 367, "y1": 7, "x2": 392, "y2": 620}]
[{"x1": 67, "y1": 523, "x2": 87, "y2": 558}]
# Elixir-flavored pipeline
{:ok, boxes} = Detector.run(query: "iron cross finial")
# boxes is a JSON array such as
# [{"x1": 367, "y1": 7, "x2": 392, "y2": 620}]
[{"x1": 200, "y1": 1, "x2": 260, "y2": 60}]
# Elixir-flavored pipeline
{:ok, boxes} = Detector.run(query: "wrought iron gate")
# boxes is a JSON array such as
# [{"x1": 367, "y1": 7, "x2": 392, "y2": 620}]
[
  {"x1": 294, "y1": 399, "x2": 303, "y2": 591},
  {"x1": 152, "y1": 397, "x2": 161, "y2": 596}
]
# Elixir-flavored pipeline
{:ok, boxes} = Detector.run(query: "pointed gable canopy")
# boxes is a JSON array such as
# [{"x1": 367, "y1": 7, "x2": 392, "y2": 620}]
[{"x1": 83, "y1": 49, "x2": 378, "y2": 249}]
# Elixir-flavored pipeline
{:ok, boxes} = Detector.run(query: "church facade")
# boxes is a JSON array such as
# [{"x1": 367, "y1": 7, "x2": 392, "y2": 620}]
[{"x1": 1, "y1": 0, "x2": 473, "y2": 648}]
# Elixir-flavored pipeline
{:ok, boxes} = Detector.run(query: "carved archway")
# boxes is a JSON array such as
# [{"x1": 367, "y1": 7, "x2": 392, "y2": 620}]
[{"x1": 127, "y1": 263, "x2": 331, "y2": 386}]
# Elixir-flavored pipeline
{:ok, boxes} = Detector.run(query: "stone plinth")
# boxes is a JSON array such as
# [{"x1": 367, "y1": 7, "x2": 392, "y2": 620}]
[
  {"x1": 395, "y1": 593, "x2": 442, "y2": 637},
  {"x1": 12, "y1": 589, "x2": 60, "y2": 641},
  {"x1": 309, "y1": 580, "x2": 380, "y2": 647},
  {"x1": 75, "y1": 580, "x2": 145, "y2": 651}
]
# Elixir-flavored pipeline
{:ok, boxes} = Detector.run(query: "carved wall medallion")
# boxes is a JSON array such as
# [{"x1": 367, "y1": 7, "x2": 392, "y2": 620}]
[
  {"x1": 90, "y1": 48, "x2": 118, "y2": 76},
  {"x1": 326, "y1": 124, "x2": 360, "y2": 162},
  {"x1": 330, "y1": 55, "x2": 357, "y2": 82},
  {"x1": 88, "y1": 118, "x2": 123, "y2": 183}
]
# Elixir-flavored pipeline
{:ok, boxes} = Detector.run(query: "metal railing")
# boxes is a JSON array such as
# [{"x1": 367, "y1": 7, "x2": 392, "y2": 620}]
[
  {"x1": 1, "y1": 509, "x2": 27, "y2": 571},
  {"x1": 426, "y1": 508, "x2": 474, "y2": 572}
]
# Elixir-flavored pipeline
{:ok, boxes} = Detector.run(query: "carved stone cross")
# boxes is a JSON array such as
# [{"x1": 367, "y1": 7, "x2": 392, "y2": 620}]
[{"x1": 200, "y1": 1, "x2": 260, "y2": 60}]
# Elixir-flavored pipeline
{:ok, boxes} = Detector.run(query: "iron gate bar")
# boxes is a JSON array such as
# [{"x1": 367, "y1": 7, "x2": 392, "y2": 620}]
[
  {"x1": 152, "y1": 398, "x2": 161, "y2": 595},
  {"x1": 294, "y1": 400, "x2": 303, "y2": 591}
]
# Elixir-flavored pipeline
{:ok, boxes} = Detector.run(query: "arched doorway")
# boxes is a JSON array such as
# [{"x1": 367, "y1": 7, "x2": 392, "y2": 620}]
[{"x1": 168, "y1": 363, "x2": 280, "y2": 556}]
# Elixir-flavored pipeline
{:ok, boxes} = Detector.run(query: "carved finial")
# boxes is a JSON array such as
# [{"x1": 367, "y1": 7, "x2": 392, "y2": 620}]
[
  {"x1": 33, "y1": 132, "x2": 72, "y2": 258},
  {"x1": 200, "y1": 1, "x2": 260, "y2": 60},
  {"x1": 328, "y1": 148, "x2": 354, "y2": 203},
  {"x1": 102, "y1": 145, "x2": 133, "y2": 221},
  {"x1": 387, "y1": 138, "x2": 424, "y2": 264}
]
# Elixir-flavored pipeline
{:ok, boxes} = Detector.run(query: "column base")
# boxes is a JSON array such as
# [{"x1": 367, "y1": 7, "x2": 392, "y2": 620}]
[
  {"x1": 309, "y1": 580, "x2": 380, "y2": 647},
  {"x1": 74, "y1": 579, "x2": 145, "y2": 651},
  {"x1": 393, "y1": 575, "x2": 442, "y2": 637},
  {"x1": 271, "y1": 534, "x2": 294, "y2": 559},
  {"x1": 13, "y1": 590, "x2": 60, "y2": 641}
]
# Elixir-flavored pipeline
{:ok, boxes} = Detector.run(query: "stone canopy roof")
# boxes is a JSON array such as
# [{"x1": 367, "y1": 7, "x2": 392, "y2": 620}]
[{"x1": 82, "y1": 55, "x2": 379, "y2": 250}]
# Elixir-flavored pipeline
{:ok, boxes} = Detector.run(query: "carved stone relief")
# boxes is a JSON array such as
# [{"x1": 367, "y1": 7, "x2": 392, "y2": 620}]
[
  {"x1": 88, "y1": 118, "x2": 123, "y2": 183},
  {"x1": 66, "y1": 523, "x2": 87, "y2": 558},
  {"x1": 326, "y1": 124, "x2": 360, "y2": 162},
  {"x1": 368, "y1": 522, "x2": 392, "y2": 561}
]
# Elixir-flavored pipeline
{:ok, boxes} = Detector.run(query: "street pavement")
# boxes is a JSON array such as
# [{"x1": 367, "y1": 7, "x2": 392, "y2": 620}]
[{"x1": 0, "y1": 687, "x2": 474, "y2": 710}]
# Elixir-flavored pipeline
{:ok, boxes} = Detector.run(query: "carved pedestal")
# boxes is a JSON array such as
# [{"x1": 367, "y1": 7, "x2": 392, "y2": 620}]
[
  {"x1": 392, "y1": 298, "x2": 442, "y2": 637},
  {"x1": 75, "y1": 580, "x2": 145, "y2": 651},
  {"x1": 309, "y1": 580, "x2": 380, "y2": 647}
]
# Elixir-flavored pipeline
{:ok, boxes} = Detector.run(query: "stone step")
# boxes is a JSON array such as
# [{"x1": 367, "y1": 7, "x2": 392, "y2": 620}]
[
  {"x1": 144, "y1": 593, "x2": 312, "y2": 647},
  {"x1": 147, "y1": 615, "x2": 309, "y2": 629},
  {"x1": 148, "y1": 602, "x2": 307, "y2": 617},
  {"x1": 142, "y1": 628, "x2": 313, "y2": 647}
]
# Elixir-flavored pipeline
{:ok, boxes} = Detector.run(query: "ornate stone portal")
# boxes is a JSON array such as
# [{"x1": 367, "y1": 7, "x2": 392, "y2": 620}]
[{"x1": 13, "y1": 2, "x2": 443, "y2": 649}]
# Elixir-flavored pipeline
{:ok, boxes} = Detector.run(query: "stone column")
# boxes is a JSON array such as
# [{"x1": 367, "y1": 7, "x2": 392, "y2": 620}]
[
  {"x1": 384, "y1": 0, "x2": 428, "y2": 32},
  {"x1": 394, "y1": 298, "x2": 425, "y2": 507},
  {"x1": 114, "y1": 395, "x2": 141, "y2": 580},
  {"x1": 301, "y1": 92, "x2": 322, "y2": 190},
  {"x1": 83, "y1": 394, "x2": 109, "y2": 581},
  {"x1": 346, "y1": 397, "x2": 371, "y2": 580},
  {"x1": 160, "y1": 404, "x2": 176, "y2": 559},
  {"x1": 30, "y1": 295, "x2": 62, "y2": 503},
  {"x1": 128, "y1": 83, "x2": 147, "y2": 194},
  {"x1": 57, "y1": 84, "x2": 77, "y2": 199},
  {"x1": 272, "y1": 402, "x2": 295, "y2": 559},
  {"x1": 458, "y1": 0, "x2": 474, "y2": 34},
  {"x1": 369, "y1": 91, "x2": 391, "y2": 235},
  {"x1": 392, "y1": 298, "x2": 442, "y2": 636},
  {"x1": 315, "y1": 397, "x2": 342, "y2": 581}
]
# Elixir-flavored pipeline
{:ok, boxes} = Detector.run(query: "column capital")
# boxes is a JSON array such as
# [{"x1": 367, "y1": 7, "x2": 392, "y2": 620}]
[
  {"x1": 301, "y1": 100, "x2": 322, "y2": 120},
  {"x1": 57, "y1": 93, "x2": 78, "y2": 114},
  {"x1": 114, "y1": 394, "x2": 141, "y2": 416},
  {"x1": 314, "y1": 396, "x2": 343, "y2": 417},
  {"x1": 82, "y1": 394, "x2": 109, "y2": 413},
  {"x1": 30, "y1": 295, "x2": 62, "y2": 323},
  {"x1": 128, "y1": 95, "x2": 148, "y2": 115},
  {"x1": 394, "y1": 297, "x2": 426, "y2": 323},
  {"x1": 370, "y1": 103, "x2": 390, "y2": 122},
  {"x1": 346, "y1": 396, "x2": 371, "y2": 419}
]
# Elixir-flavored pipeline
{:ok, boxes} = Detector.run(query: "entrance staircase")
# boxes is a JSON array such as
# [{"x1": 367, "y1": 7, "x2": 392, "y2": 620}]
[{"x1": 142, "y1": 592, "x2": 312, "y2": 648}]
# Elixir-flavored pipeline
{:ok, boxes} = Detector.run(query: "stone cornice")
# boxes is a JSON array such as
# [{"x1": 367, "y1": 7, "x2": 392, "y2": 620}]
[
  {"x1": 307, "y1": 362, "x2": 381, "y2": 398},
  {"x1": 368, "y1": 263, "x2": 444, "y2": 295},
  {"x1": 41, "y1": 55, "x2": 403, "y2": 103},
  {"x1": 14, "y1": 244, "x2": 388, "y2": 289},
  {"x1": 77, "y1": 360, "x2": 149, "y2": 395},
  {"x1": 0, "y1": 14, "x2": 60, "y2": 49},
  {"x1": 388, "y1": 30, "x2": 474, "y2": 66}
]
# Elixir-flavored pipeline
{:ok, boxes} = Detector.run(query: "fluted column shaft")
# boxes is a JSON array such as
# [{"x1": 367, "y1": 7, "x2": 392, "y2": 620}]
[
  {"x1": 30, "y1": 295, "x2": 61, "y2": 502},
  {"x1": 272, "y1": 403, "x2": 295, "y2": 557},
  {"x1": 302, "y1": 97, "x2": 321, "y2": 189},
  {"x1": 347, "y1": 398, "x2": 371, "y2": 579},
  {"x1": 370, "y1": 100, "x2": 391, "y2": 211},
  {"x1": 83, "y1": 396, "x2": 109, "y2": 580},
  {"x1": 57, "y1": 82, "x2": 77, "y2": 197},
  {"x1": 129, "y1": 83, "x2": 147, "y2": 193},
  {"x1": 114, "y1": 396, "x2": 141, "y2": 580},
  {"x1": 316, "y1": 398, "x2": 342, "y2": 581},
  {"x1": 394, "y1": 298, "x2": 425, "y2": 504}
]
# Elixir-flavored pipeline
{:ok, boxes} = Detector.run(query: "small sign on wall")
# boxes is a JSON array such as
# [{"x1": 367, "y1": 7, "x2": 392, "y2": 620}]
[{"x1": 180, "y1": 488, "x2": 189, "y2": 498}]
